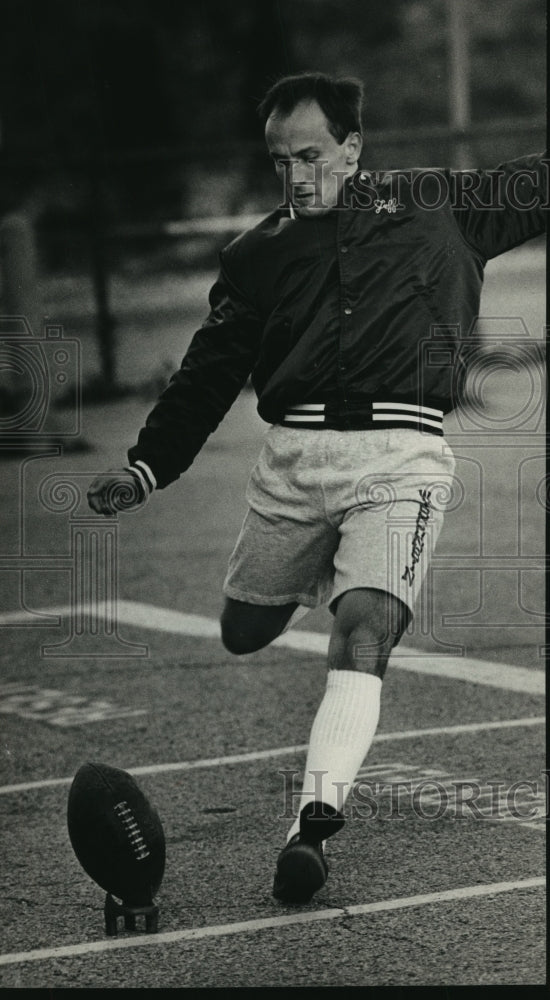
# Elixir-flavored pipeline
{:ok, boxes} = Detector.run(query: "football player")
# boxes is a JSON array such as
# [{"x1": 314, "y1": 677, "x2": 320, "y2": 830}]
[{"x1": 88, "y1": 72, "x2": 546, "y2": 903}]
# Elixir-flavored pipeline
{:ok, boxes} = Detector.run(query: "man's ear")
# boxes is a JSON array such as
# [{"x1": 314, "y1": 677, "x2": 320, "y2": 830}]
[{"x1": 345, "y1": 131, "x2": 363, "y2": 164}]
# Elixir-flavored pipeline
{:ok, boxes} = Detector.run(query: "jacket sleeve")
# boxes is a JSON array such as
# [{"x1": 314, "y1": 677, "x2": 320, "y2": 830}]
[
  {"x1": 127, "y1": 251, "x2": 262, "y2": 488},
  {"x1": 449, "y1": 152, "x2": 548, "y2": 260}
]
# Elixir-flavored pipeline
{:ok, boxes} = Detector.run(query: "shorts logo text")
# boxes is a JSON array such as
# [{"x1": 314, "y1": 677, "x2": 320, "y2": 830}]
[{"x1": 402, "y1": 488, "x2": 433, "y2": 587}]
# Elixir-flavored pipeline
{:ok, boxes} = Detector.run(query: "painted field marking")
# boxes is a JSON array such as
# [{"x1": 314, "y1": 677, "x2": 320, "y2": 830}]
[
  {"x1": 389, "y1": 652, "x2": 544, "y2": 695},
  {"x1": 0, "y1": 683, "x2": 146, "y2": 727},
  {"x1": 0, "y1": 876, "x2": 544, "y2": 968},
  {"x1": 0, "y1": 715, "x2": 544, "y2": 796},
  {"x1": 0, "y1": 600, "x2": 544, "y2": 695}
]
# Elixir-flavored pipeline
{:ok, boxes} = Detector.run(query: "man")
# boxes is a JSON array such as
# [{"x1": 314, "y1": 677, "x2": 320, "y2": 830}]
[{"x1": 88, "y1": 73, "x2": 546, "y2": 905}]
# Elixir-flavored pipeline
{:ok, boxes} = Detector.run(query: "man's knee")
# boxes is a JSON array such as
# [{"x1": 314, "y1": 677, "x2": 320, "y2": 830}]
[
  {"x1": 329, "y1": 588, "x2": 410, "y2": 675},
  {"x1": 334, "y1": 588, "x2": 409, "y2": 641},
  {"x1": 220, "y1": 614, "x2": 269, "y2": 655},
  {"x1": 220, "y1": 598, "x2": 298, "y2": 655}
]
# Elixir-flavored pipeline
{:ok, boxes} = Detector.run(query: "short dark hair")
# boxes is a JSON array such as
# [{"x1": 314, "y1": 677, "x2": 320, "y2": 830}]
[{"x1": 257, "y1": 72, "x2": 364, "y2": 144}]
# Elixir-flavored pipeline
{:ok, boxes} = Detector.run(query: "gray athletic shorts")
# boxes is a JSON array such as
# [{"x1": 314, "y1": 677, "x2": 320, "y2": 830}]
[{"x1": 223, "y1": 426, "x2": 456, "y2": 615}]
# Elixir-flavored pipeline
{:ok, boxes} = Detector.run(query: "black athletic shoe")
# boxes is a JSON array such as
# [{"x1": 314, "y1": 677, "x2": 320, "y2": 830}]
[{"x1": 272, "y1": 801, "x2": 345, "y2": 904}]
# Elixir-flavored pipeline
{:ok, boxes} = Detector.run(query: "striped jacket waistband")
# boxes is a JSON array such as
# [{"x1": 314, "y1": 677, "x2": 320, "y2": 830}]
[{"x1": 279, "y1": 401, "x2": 444, "y2": 435}]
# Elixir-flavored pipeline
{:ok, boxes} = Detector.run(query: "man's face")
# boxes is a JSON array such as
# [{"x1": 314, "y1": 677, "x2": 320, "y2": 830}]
[{"x1": 265, "y1": 99, "x2": 362, "y2": 217}]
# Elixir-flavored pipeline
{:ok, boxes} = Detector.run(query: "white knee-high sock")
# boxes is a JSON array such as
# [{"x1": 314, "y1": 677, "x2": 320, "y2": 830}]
[{"x1": 287, "y1": 669, "x2": 382, "y2": 842}]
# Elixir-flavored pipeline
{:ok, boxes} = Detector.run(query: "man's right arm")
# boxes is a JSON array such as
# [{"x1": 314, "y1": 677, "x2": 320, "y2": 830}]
[{"x1": 87, "y1": 252, "x2": 262, "y2": 514}]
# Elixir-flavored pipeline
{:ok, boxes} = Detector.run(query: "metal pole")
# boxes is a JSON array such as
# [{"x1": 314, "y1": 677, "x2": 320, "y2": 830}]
[
  {"x1": 447, "y1": 0, "x2": 471, "y2": 168},
  {"x1": 89, "y1": 152, "x2": 117, "y2": 391},
  {"x1": 0, "y1": 209, "x2": 41, "y2": 336}
]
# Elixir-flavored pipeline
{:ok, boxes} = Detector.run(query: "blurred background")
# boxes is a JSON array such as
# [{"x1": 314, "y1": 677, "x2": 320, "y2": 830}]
[{"x1": 0, "y1": 0, "x2": 545, "y2": 402}]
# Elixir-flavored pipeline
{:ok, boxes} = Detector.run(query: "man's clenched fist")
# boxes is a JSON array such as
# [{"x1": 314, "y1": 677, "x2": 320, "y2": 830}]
[{"x1": 87, "y1": 469, "x2": 148, "y2": 515}]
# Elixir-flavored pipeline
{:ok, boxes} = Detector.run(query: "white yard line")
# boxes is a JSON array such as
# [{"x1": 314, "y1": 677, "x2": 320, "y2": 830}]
[
  {"x1": 0, "y1": 877, "x2": 544, "y2": 968},
  {"x1": 0, "y1": 600, "x2": 544, "y2": 694},
  {"x1": 0, "y1": 715, "x2": 543, "y2": 796},
  {"x1": 390, "y1": 652, "x2": 545, "y2": 695}
]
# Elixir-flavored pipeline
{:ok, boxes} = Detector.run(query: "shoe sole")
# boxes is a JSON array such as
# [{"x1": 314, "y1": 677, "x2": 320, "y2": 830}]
[{"x1": 273, "y1": 842, "x2": 327, "y2": 904}]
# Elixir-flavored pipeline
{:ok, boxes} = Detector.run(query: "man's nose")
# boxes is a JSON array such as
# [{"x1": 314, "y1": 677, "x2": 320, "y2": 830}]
[{"x1": 290, "y1": 161, "x2": 315, "y2": 186}]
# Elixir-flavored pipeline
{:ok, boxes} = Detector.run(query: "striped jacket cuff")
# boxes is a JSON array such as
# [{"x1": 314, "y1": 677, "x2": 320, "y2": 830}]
[{"x1": 126, "y1": 460, "x2": 157, "y2": 496}]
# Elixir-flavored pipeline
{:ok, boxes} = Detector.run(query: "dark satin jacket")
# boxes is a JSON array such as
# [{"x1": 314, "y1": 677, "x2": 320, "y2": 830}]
[{"x1": 129, "y1": 153, "x2": 547, "y2": 488}]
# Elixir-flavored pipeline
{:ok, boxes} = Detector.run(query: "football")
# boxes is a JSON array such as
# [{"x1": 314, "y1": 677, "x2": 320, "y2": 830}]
[{"x1": 67, "y1": 762, "x2": 166, "y2": 907}]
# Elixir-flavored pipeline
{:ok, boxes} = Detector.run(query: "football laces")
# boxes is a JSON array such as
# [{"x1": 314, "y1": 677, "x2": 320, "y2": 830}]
[{"x1": 114, "y1": 800, "x2": 151, "y2": 861}]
